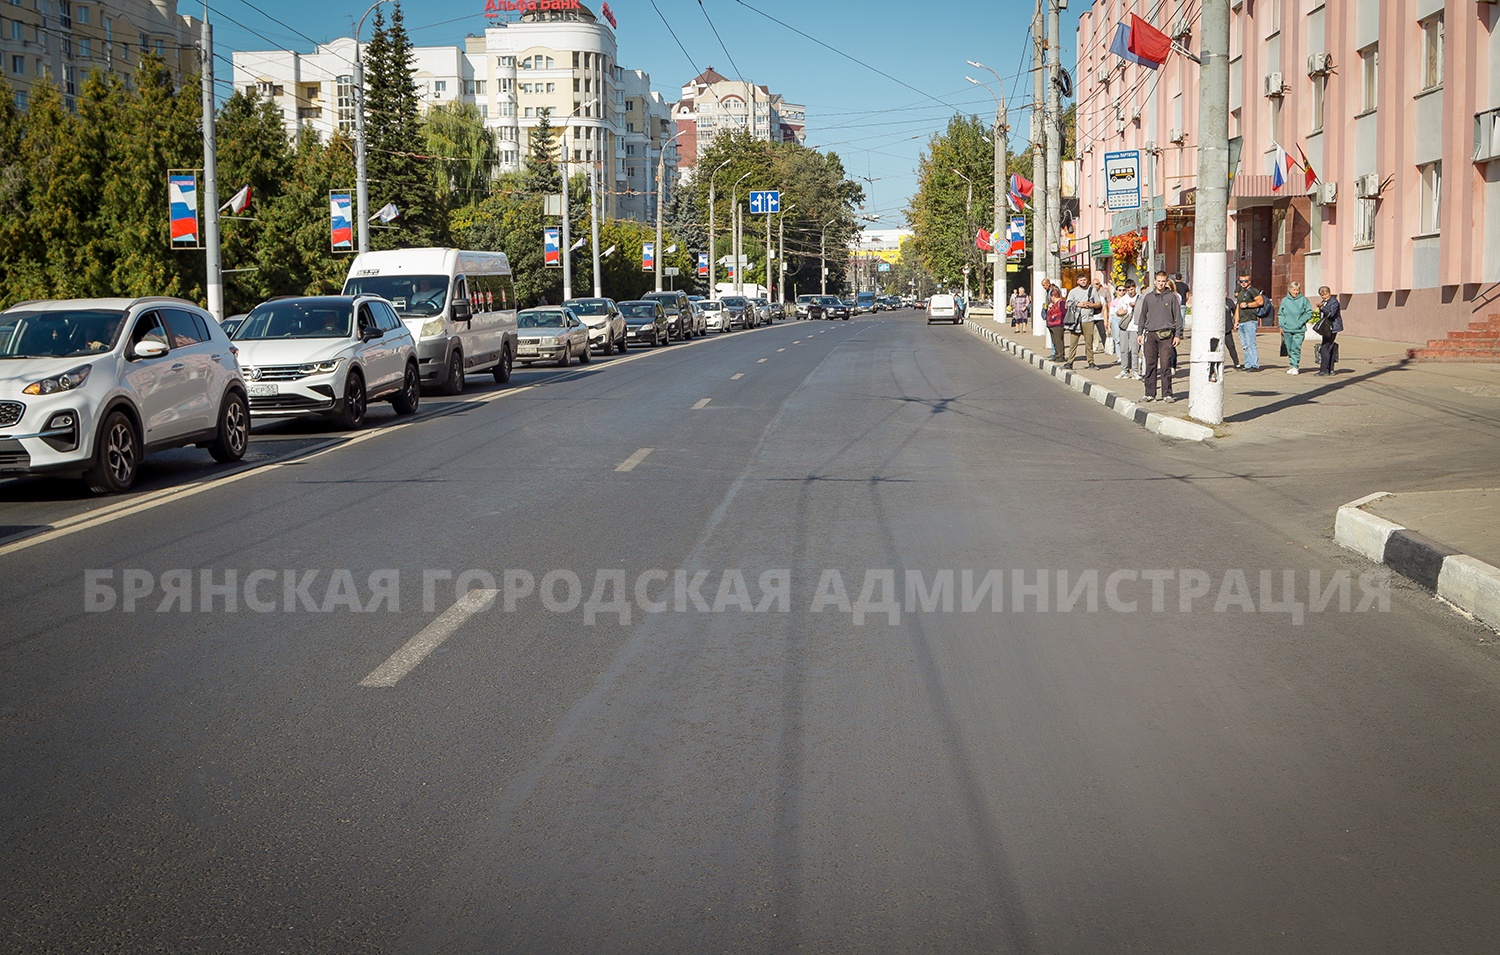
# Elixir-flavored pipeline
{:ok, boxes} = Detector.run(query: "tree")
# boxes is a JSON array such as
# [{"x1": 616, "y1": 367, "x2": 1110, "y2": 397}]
[
  {"x1": 906, "y1": 114, "x2": 995, "y2": 295},
  {"x1": 363, "y1": 3, "x2": 445, "y2": 248},
  {"x1": 215, "y1": 89, "x2": 295, "y2": 310},
  {"x1": 423, "y1": 100, "x2": 498, "y2": 204},
  {"x1": 524, "y1": 108, "x2": 561, "y2": 194}
]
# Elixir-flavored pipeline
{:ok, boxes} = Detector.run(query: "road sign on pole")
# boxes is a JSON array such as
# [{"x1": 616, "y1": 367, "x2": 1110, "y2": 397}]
[
  {"x1": 749, "y1": 190, "x2": 780, "y2": 214},
  {"x1": 1104, "y1": 150, "x2": 1142, "y2": 210}
]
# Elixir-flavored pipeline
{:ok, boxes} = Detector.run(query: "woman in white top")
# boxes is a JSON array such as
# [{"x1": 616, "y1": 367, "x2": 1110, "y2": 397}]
[{"x1": 1111, "y1": 284, "x2": 1139, "y2": 378}]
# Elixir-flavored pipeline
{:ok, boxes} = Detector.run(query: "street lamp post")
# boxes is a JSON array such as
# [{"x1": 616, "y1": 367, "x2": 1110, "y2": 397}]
[
  {"x1": 968, "y1": 62, "x2": 1009, "y2": 318},
  {"x1": 777, "y1": 202, "x2": 796, "y2": 305},
  {"x1": 953, "y1": 168, "x2": 975, "y2": 301},
  {"x1": 654, "y1": 127, "x2": 686, "y2": 292},
  {"x1": 707, "y1": 158, "x2": 732, "y2": 297},
  {"x1": 352, "y1": 0, "x2": 389, "y2": 255},
  {"x1": 559, "y1": 97, "x2": 601, "y2": 301},
  {"x1": 730, "y1": 170, "x2": 752, "y2": 295}
]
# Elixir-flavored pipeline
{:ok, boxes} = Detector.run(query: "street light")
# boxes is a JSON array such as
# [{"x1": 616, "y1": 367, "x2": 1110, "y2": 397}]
[
  {"x1": 353, "y1": 0, "x2": 391, "y2": 254},
  {"x1": 952, "y1": 168, "x2": 975, "y2": 300},
  {"x1": 707, "y1": 158, "x2": 732, "y2": 296},
  {"x1": 654, "y1": 127, "x2": 687, "y2": 292},
  {"x1": 968, "y1": 61, "x2": 1009, "y2": 315},
  {"x1": 731, "y1": 170, "x2": 752, "y2": 294},
  {"x1": 558, "y1": 96, "x2": 601, "y2": 301},
  {"x1": 777, "y1": 202, "x2": 796, "y2": 305}
]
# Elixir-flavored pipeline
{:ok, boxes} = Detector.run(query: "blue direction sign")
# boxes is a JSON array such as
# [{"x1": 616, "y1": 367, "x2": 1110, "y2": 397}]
[{"x1": 749, "y1": 190, "x2": 781, "y2": 214}]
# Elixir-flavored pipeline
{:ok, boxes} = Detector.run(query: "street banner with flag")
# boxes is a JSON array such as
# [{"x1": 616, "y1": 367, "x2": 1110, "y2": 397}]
[
  {"x1": 329, "y1": 191, "x2": 353, "y2": 250},
  {"x1": 697, "y1": 252, "x2": 709, "y2": 277},
  {"x1": 1007, "y1": 216, "x2": 1026, "y2": 258},
  {"x1": 544, "y1": 227, "x2": 561, "y2": 267},
  {"x1": 1110, "y1": 21, "x2": 1164, "y2": 70},
  {"x1": 1296, "y1": 144, "x2": 1319, "y2": 190},
  {"x1": 372, "y1": 202, "x2": 399, "y2": 223},
  {"x1": 569, "y1": 237, "x2": 586, "y2": 252},
  {"x1": 219, "y1": 184, "x2": 252, "y2": 215},
  {"x1": 1127, "y1": 15, "x2": 1173, "y2": 67},
  {"x1": 642, "y1": 241, "x2": 654, "y2": 271},
  {"x1": 603, "y1": 244, "x2": 617, "y2": 258},
  {"x1": 1008, "y1": 173, "x2": 1034, "y2": 211},
  {"x1": 975, "y1": 228, "x2": 994, "y2": 252},
  {"x1": 665, "y1": 244, "x2": 677, "y2": 254},
  {"x1": 169, "y1": 173, "x2": 199, "y2": 245},
  {"x1": 1270, "y1": 142, "x2": 1293, "y2": 191}
]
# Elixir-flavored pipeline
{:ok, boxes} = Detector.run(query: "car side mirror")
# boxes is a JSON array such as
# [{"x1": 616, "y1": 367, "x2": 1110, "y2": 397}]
[
  {"x1": 451, "y1": 299, "x2": 472, "y2": 321},
  {"x1": 360, "y1": 326, "x2": 382, "y2": 341},
  {"x1": 132, "y1": 339, "x2": 168, "y2": 359}
]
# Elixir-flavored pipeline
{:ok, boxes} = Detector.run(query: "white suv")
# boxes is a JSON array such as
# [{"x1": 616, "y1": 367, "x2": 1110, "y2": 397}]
[
  {"x1": 0, "y1": 297, "x2": 249, "y2": 493},
  {"x1": 232, "y1": 295, "x2": 419, "y2": 430}
]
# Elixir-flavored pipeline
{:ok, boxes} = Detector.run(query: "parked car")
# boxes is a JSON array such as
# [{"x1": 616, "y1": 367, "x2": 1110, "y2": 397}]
[
  {"x1": 220, "y1": 313, "x2": 248, "y2": 337},
  {"x1": 769, "y1": 301, "x2": 786, "y2": 321},
  {"x1": 618, "y1": 300, "x2": 670, "y2": 347},
  {"x1": 563, "y1": 297, "x2": 628, "y2": 355},
  {"x1": 719, "y1": 295, "x2": 752, "y2": 329},
  {"x1": 0, "y1": 297, "x2": 250, "y2": 493},
  {"x1": 927, "y1": 293, "x2": 960, "y2": 324},
  {"x1": 856, "y1": 291, "x2": 877, "y2": 313},
  {"x1": 812, "y1": 295, "x2": 850, "y2": 320},
  {"x1": 750, "y1": 298, "x2": 772, "y2": 326},
  {"x1": 516, "y1": 307, "x2": 591, "y2": 366},
  {"x1": 641, "y1": 290, "x2": 696, "y2": 340},
  {"x1": 795, "y1": 294, "x2": 818, "y2": 319},
  {"x1": 234, "y1": 294, "x2": 419, "y2": 430},
  {"x1": 698, "y1": 300, "x2": 729, "y2": 333}
]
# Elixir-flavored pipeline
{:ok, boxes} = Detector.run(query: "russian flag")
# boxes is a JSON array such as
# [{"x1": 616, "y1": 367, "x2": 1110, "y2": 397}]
[
  {"x1": 330, "y1": 192, "x2": 353, "y2": 249},
  {"x1": 169, "y1": 175, "x2": 198, "y2": 244},
  {"x1": 1270, "y1": 142, "x2": 1293, "y2": 191}
]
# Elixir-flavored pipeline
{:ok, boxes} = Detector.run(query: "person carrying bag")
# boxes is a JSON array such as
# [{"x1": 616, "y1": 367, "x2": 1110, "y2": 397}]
[{"x1": 1314, "y1": 285, "x2": 1344, "y2": 376}]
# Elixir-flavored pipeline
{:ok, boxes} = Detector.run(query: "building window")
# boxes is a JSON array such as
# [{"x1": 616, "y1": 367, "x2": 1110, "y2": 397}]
[
  {"x1": 57, "y1": 0, "x2": 68, "y2": 27},
  {"x1": 1360, "y1": 45, "x2": 1377, "y2": 112},
  {"x1": 79, "y1": 36, "x2": 89, "y2": 58},
  {"x1": 1308, "y1": 201, "x2": 1322, "y2": 253},
  {"x1": 434, "y1": 80, "x2": 446, "y2": 93},
  {"x1": 153, "y1": 38, "x2": 164, "y2": 55},
  {"x1": 1420, "y1": 15, "x2": 1443, "y2": 91},
  {"x1": 499, "y1": 78, "x2": 512, "y2": 92},
  {"x1": 1354, "y1": 197, "x2": 1376, "y2": 247},
  {"x1": 10, "y1": 54, "x2": 22, "y2": 74},
  {"x1": 9, "y1": 20, "x2": 21, "y2": 40},
  {"x1": 524, "y1": 107, "x2": 533, "y2": 118},
  {"x1": 336, "y1": 75, "x2": 355, "y2": 132},
  {"x1": 1418, "y1": 161, "x2": 1441, "y2": 234},
  {"x1": 77, "y1": 2, "x2": 85, "y2": 21},
  {"x1": 476, "y1": 79, "x2": 485, "y2": 94},
  {"x1": 546, "y1": 82, "x2": 555, "y2": 93},
  {"x1": 480, "y1": 104, "x2": 487, "y2": 118},
  {"x1": 1311, "y1": 74, "x2": 1324, "y2": 132}
]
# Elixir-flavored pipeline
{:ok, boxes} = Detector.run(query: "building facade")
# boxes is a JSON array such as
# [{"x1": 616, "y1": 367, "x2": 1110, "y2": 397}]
[
  {"x1": 230, "y1": 4, "x2": 675, "y2": 223},
  {"x1": 672, "y1": 67, "x2": 806, "y2": 172},
  {"x1": 1075, "y1": 0, "x2": 1500, "y2": 342},
  {"x1": 1, "y1": 0, "x2": 202, "y2": 109}
]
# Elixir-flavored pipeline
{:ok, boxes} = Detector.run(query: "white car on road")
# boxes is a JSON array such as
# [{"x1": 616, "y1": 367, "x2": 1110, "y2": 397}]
[{"x1": 233, "y1": 295, "x2": 419, "y2": 430}]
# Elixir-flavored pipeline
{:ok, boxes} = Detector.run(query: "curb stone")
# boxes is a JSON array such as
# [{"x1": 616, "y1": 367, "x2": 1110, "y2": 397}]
[
  {"x1": 1335, "y1": 492, "x2": 1500, "y2": 630},
  {"x1": 964, "y1": 320, "x2": 1215, "y2": 442}
]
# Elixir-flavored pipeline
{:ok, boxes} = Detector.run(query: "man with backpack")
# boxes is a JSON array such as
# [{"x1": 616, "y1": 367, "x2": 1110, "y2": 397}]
[{"x1": 1235, "y1": 273, "x2": 1267, "y2": 371}]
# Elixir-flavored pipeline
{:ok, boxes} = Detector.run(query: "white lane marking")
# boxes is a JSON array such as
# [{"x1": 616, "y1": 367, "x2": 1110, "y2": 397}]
[
  {"x1": 359, "y1": 588, "x2": 499, "y2": 687},
  {"x1": 730, "y1": 373, "x2": 744, "y2": 380},
  {"x1": 776, "y1": 348, "x2": 786, "y2": 353},
  {"x1": 692, "y1": 398, "x2": 711, "y2": 410},
  {"x1": 757, "y1": 358, "x2": 768, "y2": 363},
  {"x1": 615, "y1": 447, "x2": 654, "y2": 472}
]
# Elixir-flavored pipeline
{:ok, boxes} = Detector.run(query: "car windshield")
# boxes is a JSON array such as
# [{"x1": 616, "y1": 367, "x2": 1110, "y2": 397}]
[
  {"x1": 0, "y1": 309, "x2": 128, "y2": 359},
  {"x1": 519, "y1": 310, "x2": 566, "y2": 328},
  {"x1": 818, "y1": 297, "x2": 841, "y2": 305},
  {"x1": 700, "y1": 302, "x2": 722, "y2": 311},
  {"x1": 342, "y1": 274, "x2": 449, "y2": 317},
  {"x1": 722, "y1": 297, "x2": 747, "y2": 307},
  {"x1": 235, "y1": 302, "x2": 352, "y2": 340},
  {"x1": 620, "y1": 304, "x2": 658, "y2": 319},
  {"x1": 564, "y1": 299, "x2": 611, "y2": 316}
]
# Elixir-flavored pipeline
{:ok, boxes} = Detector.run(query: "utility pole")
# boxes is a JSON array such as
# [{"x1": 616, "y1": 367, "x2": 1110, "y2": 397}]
[
  {"x1": 589, "y1": 164, "x2": 602, "y2": 297},
  {"x1": 1046, "y1": 0, "x2": 1063, "y2": 286},
  {"x1": 954, "y1": 168, "x2": 974, "y2": 302},
  {"x1": 766, "y1": 196, "x2": 774, "y2": 303},
  {"x1": 199, "y1": 12, "x2": 223, "y2": 322},
  {"x1": 353, "y1": 1, "x2": 386, "y2": 255},
  {"x1": 1189, "y1": 0, "x2": 1230, "y2": 424},
  {"x1": 820, "y1": 226, "x2": 827, "y2": 294},
  {"x1": 1030, "y1": 0, "x2": 1048, "y2": 336},
  {"x1": 654, "y1": 128, "x2": 685, "y2": 293},
  {"x1": 560, "y1": 158, "x2": 573, "y2": 301},
  {"x1": 968, "y1": 62, "x2": 1008, "y2": 320},
  {"x1": 707, "y1": 158, "x2": 730, "y2": 298}
]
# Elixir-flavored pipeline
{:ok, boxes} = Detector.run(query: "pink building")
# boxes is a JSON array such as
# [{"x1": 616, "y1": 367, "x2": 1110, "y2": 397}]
[{"x1": 1075, "y1": 0, "x2": 1500, "y2": 342}]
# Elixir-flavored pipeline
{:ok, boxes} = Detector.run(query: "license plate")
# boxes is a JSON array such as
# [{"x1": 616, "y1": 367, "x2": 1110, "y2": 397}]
[
  {"x1": 248, "y1": 383, "x2": 278, "y2": 397},
  {"x1": 518, "y1": 345, "x2": 539, "y2": 356}
]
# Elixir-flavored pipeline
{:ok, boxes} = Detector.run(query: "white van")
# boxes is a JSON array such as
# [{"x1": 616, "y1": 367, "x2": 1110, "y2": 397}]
[
  {"x1": 343, "y1": 248, "x2": 518, "y2": 394},
  {"x1": 927, "y1": 293, "x2": 959, "y2": 324}
]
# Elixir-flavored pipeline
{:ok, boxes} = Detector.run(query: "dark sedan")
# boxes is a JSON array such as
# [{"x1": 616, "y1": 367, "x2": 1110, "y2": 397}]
[{"x1": 617, "y1": 300, "x2": 670, "y2": 347}]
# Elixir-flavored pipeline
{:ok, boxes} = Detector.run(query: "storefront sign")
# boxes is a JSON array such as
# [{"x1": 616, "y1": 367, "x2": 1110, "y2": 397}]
[{"x1": 484, "y1": 0, "x2": 580, "y2": 17}]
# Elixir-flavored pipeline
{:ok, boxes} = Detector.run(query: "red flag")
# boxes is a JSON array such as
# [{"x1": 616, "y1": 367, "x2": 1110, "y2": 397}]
[
  {"x1": 1296, "y1": 144, "x2": 1318, "y2": 190},
  {"x1": 1126, "y1": 15, "x2": 1172, "y2": 67},
  {"x1": 975, "y1": 228, "x2": 994, "y2": 251}
]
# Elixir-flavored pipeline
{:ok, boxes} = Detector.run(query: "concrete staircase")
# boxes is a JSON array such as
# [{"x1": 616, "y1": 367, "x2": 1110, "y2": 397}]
[{"x1": 1408, "y1": 313, "x2": 1500, "y2": 361}]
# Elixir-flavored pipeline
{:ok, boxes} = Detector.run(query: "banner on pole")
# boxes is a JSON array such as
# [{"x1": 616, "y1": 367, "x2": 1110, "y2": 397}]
[
  {"x1": 544, "y1": 227, "x2": 561, "y2": 268},
  {"x1": 169, "y1": 172, "x2": 200, "y2": 248},
  {"x1": 697, "y1": 252, "x2": 708, "y2": 277},
  {"x1": 1007, "y1": 216, "x2": 1026, "y2": 258},
  {"x1": 329, "y1": 191, "x2": 354, "y2": 251},
  {"x1": 642, "y1": 241, "x2": 654, "y2": 272}
]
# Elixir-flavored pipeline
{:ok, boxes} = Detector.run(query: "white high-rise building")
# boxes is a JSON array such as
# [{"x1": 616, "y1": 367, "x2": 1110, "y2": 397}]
[{"x1": 672, "y1": 67, "x2": 807, "y2": 172}]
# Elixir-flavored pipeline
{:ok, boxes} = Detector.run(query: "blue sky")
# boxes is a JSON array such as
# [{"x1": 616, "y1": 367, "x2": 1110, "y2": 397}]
[{"x1": 206, "y1": 0, "x2": 1086, "y2": 226}]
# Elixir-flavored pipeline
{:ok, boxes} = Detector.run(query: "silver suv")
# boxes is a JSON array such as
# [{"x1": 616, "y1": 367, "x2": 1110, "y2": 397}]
[{"x1": 0, "y1": 297, "x2": 249, "y2": 493}]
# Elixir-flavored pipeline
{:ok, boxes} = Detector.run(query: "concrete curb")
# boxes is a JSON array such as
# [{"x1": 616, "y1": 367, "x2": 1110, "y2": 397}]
[
  {"x1": 1335, "y1": 492, "x2": 1500, "y2": 630},
  {"x1": 964, "y1": 320, "x2": 1215, "y2": 442}
]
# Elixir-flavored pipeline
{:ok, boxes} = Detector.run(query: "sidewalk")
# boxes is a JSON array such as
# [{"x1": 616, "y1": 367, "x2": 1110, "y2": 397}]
[{"x1": 962, "y1": 313, "x2": 1500, "y2": 629}]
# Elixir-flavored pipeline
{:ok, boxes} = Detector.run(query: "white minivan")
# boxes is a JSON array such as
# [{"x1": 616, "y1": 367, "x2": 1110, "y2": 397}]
[
  {"x1": 342, "y1": 248, "x2": 518, "y2": 394},
  {"x1": 927, "y1": 293, "x2": 960, "y2": 324}
]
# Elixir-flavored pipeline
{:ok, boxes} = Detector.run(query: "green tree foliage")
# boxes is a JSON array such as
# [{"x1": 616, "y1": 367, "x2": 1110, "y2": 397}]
[
  {"x1": 523, "y1": 108, "x2": 561, "y2": 194},
  {"x1": 363, "y1": 3, "x2": 446, "y2": 249},
  {"x1": 243, "y1": 128, "x2": 358, "y2": 307},
  {"x1": 423, "y1": 100, "x2": 498, "y2": 204},
  {"x1": 214, "y1": 90, "x2": 295, "y2": 310},
  {"x1": 907, "y1": 114, "x2": 995, "y2": 296}
]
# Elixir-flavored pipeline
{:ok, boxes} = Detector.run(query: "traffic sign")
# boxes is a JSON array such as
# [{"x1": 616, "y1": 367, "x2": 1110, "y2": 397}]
[
  {"x1": 664, "y1": 267, "x2": 680, "y2": 276},
  {"x1": 1104, "y1": 150, "x2": 1142, "y2": 211},
  {"x1": 749, "y1": 190, "x2": 781, "y2": 214}
]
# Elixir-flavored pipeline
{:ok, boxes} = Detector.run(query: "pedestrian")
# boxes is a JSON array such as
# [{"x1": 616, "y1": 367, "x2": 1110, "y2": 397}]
[
  {"x1": 1090, "y1": 273, "x2": 1112, "y2": 356},
  {"x1": 1218, "y1": 293, "x2": 1241, "y2": 373},
  {"x1": 1234, "y1": 272, "x2": 1264, "y2": 371},
  {"x1": 1134, "y1": 271, "x2": 1184, "y2": 402},
  {"x1": 1314, "y1": 285, "x2": 1344, "y2": 375},
  {"x1": 1172, "y1": 273, "x2": 1190, "y2": 300},
  {"x1": 1278, "y1": 280, "x2": 1314, "y2": 374},
  {"x1": 1045, "y1": 286, "x2": 1067, "y2": 361},
  {"x1": 1010, "y1": 287, "x2": 1030, "y2": 331},
  {"x1": 1063, "y1": 274, "x2": 1100, "y2": 368},
  {"x1": 1111, "y1": 283, "x2": 1138, "y2": 379},
  {"x1": 1173, "y1": 289, "x2": 1191, "y2": 372}
]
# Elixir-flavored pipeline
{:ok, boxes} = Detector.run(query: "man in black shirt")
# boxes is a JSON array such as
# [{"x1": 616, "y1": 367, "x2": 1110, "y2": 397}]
[{"x1": 1134, "y1": 271, "x2": 1185, "y2": 402}]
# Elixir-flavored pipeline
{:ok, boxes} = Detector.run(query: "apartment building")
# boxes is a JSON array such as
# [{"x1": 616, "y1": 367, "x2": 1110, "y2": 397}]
[
  {"x1": 1074, "y1": 0, "x2": 1500, "y2": 342},
  {"x1": 1, "y1": 0, "x2": 202, "y2": 109},
  {"x1": 672, "y1": 67, "x2": 807, "y2": 172},
  {"x1": 230, "y1": 4, "x2": 674, "y2": 223}
]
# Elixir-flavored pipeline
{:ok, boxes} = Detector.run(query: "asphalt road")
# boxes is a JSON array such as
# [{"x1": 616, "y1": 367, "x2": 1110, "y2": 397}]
[{"x1": 2, "y1": 311, "x2": 1498, "y2": 953}]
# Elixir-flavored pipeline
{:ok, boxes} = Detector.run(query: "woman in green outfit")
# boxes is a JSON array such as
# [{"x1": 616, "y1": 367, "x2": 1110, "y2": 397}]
[{"x1": 1277, "y1": 281, "x2": 1314, "y2": 375}]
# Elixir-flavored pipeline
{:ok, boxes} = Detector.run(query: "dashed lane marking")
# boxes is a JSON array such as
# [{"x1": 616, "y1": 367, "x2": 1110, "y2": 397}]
[
  {"x1": 358, "y1": 588, "x2": 499, "y2": 687},
  {"x1": 730, "y1": 373, "x2": 744, "y2": 380},
  {"x1": 692, "y1": 398, "x2": 712, "y2": 410},
  {"x1": 615, "y1": 448, "x2": 654, "y2": 472}
]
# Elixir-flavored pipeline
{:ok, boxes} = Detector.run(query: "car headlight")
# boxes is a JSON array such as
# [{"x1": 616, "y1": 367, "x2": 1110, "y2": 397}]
[
  {"x1": 23, "y1": 363, "x2": 91, "y2": 395},
  {"x1": 298, "y1": 358, "x2": 342, "y2": 376},
  {"x1": 420, "y1": 318, "x2": 446, "y2": 338}
]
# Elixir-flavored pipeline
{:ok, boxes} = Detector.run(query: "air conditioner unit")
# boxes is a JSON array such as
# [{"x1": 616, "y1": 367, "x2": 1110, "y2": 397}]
[
  {"x1": 1144, "y1": 140, "x2": 1158, "y2": 154},
  {"x1": 1317, "y1": 181, "x2": 1337, "y2": 204},
  {"x1": 1116, "y1": 119, "x2": 1126, "y2": 134},
  {"x1": 1172, "y1": 19, "x2": 1192, "y2": 39},
  {"x1": 1131, "y1": 109, "x2": 1142, "y2": 122},
  {"x1": 1168, "y1": 127, "x2": 1185, "y2": 144},
  {"x1": 1355, "y1": 173, "x2": 1380, "y2": 198},
  {"x1": 1097, "y1": 68, "x2": 1111, "y2": 84},
  {"x1": 1264, "y1": 72, "x2": 1285, "y2": 97},
  {"x1": 1307, "y1": 53, "x2": 1333, "y2": 75}
]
